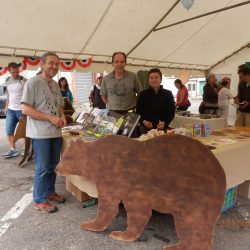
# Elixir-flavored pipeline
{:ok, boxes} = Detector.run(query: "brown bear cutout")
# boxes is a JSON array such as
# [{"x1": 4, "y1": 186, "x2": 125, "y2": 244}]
[
  {"x1": 13, "y1": 115, "x2": 34, "y2": 166},
  {"x1": 56, "y1": 134, "x2": 226, "y2": 250}
]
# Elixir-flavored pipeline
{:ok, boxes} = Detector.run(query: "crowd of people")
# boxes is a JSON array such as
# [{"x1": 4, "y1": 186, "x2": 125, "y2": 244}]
[
  {"x1": 199, "y1": 65, "x2": 250, "y2": 127},
  {"x1": 1, "y1": 51, "x2": 250, "y2": 213}
]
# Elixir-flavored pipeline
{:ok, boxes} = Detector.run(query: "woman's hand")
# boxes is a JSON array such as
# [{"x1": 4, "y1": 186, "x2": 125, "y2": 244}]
[
  {"x1": 233, "y1": 96, "x2": 239, "y2": 104},
  {"x1": 157, "y1": 120, "x2": 165, "y2": 130},
  {"x1": 143, "y1": 120, "x2": 153, "y2": 129}
]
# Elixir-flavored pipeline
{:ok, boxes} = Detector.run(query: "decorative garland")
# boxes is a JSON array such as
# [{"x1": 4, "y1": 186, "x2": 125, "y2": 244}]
[
  {"x1": 0, "y1": 56, "x2": 93, "y2": 76},
  {"x1": 60, "y1": 60, "x2": 77, "y2": 71},
  {"x1": 18, "y1": 60, "x2": 27, "y2": 73},
  {"x1": 77, "y1": 58, "x2": 93, "y2": 68},
  {"x1": 0, "y1": 66, "x2": 8, "y2": 76},
  {"x1": 24, "y1": 57, "x2": 40, "y2": 66}
]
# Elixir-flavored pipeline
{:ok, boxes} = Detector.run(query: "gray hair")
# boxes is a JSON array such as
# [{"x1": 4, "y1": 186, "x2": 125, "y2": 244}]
[{"x1": 206, "y1": 73, "x2": 216, "y2": 83}]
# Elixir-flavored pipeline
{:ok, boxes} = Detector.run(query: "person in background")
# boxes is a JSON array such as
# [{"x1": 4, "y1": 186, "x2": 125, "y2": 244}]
[
  {"x1": 89, "y1": 76, "x2": 106, "y2": 109},
  {"x1": 21, "y1": 52, "x2": 66, "y2": 213},
  {"x1": 2, "y1": 62, "x2": 26, "y2": 158},
  {"x1": 218, "y1": 77, "x2": 233, "y2": 122},
  {"x1": 199, "y1": 74, "x2": 218, "y2": 114},
  {"x1": 234, "y1": 64, "x2": 249, "y2": 103},
  {"x1": 101, "y1": 52, "x2": 142, "y2": 114},
  {"x1": 136, "y1": 68, "x2": 175, "y2": 134},
  {"x1": 234, "y1": 66, "x2": 250, "y2": 127},
  {"x1": 174, "y1": 78, "x2": 190, "y2": 111},
  {"x1": 58, "y1": 77, "x2": 73, "y2": 104}
]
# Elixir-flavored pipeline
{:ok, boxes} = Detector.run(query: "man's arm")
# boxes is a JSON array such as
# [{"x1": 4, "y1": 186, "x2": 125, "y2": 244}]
[
  {"x1": 101, "y1": 95, "x2": 107, "y2": 104},
  {"x1": 4, "y1": 95, "x2": 9, "y2": 113},
  {"x1": 134, "y1": 76, "x2": 143, "y2": 96},
  {"x1": 21, "y1": 103, "x2": 65, "y2": 128},
  {"x1": 59, "y1": 107, "x2": 67, "y2": 127},
  {"x1": 100, "y1": 79, "x2": 107, "y2": 104}
]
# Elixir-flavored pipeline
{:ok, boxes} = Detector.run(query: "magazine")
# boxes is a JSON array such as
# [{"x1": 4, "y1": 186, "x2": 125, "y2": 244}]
[
  {"x1": 117, "y1": 112, "x2": 141, "y2": 137},
  {"x1": 76, "y1": 105, "x2": 93, "y2": 124}
]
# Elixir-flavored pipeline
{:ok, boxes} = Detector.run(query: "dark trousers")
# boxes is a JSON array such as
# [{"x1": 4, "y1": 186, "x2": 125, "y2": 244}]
[{"x1": 177, "y1": 105, "x2": 189, "y2": 111}]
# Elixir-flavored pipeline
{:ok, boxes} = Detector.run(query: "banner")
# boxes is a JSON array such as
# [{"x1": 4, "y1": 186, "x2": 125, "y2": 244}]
[
  {"x1": 18, "y1": 60, "x2": 27, "y2": 72},
  {"x1": 24, "y1": 57, "x2": 40, "y2": 66},
  {"x1": 60, "y1": 60, "x2": 77, "y2": 71},
  {"x1": 0, "y1": 66, "x2": 8, "y2": 76},
  {"x1": 77, "y1": 58, "x2": 93, "y2": 68},
  {"x1": 0, "y1": 56, "x2": 93, "y2": 76}
]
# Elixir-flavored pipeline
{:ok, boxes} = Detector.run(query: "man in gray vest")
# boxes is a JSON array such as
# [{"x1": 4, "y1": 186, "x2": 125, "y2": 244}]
[
  {"x1": 101, "y1": 52, "x2": 142, "y2": 114},
  {"x1": 2, "y1": 62, "x2": 26, "y2": 158},
  {"x1": 21, "y1": 52, "x2": 66, "y2": 213}
]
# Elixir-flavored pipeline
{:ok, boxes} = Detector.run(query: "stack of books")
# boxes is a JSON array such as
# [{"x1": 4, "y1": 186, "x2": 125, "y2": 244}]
[{"x1": 69, "y1": 105, "x2": 141, "y2": 138}]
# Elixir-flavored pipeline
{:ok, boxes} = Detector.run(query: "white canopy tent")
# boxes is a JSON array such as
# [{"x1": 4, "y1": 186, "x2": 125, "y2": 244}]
[{"x1": 0, "y1": 0, "x2": 249, "y2": 77}]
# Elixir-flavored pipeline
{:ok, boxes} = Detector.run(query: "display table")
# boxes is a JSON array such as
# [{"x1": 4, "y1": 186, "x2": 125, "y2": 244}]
[
  {"x1": 62, "y1": 127, "x2": 250, "y2": 200},
  {"x1": 170, "y1": 114, "x2": 227, "y2": 130}
]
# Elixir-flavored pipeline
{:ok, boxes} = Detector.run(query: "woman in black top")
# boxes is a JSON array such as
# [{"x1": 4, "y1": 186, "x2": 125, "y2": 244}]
[
  {"x1": 136, "y1": 68, "x2": 175, "y2": 133},
  {"x1": 200, "y1": 74, "x2": 218, "y2": 114}
]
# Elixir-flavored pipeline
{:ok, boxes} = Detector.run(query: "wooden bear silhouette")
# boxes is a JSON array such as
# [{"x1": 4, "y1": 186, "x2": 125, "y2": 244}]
[
  {"x1": 56, "y1": 135, "x2": 226, "y2": 250},
  {"x1": 13, "y1": 115, "x2": 34, "y2": 166}
]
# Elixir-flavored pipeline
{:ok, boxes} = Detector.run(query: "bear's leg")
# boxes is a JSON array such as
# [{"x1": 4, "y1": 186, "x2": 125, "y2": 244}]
[
  {"x1": 80, "y1": 195, "x2": 119, "y2": 232},
  {"x1": 163, "y1": 213, "x2": 216, "y2": 250},
  {"x1": 109, "y1": 200, "x2": 151, "y2": 241}
]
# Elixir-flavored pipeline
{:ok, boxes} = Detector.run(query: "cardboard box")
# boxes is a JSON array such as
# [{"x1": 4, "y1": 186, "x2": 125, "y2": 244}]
[{"x1": 66, "y1": 179, "x2": 90, "y2": 202}]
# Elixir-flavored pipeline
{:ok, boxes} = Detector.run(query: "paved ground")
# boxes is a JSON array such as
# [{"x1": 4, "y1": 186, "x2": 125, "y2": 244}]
[{"x1": 0, "y1": 111, "x2": 249, "y2": 250}]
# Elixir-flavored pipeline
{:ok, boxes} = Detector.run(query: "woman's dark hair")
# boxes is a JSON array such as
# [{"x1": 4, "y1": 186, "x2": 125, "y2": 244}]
[
  {"x1": 174, "y1": 79, "x2": 184, "y2": 88},
  {"x1": 58, "y1": 77, "x2": 69, "y2": 91},
  {"x1": 148, "y1": 68, "x2": 162, "y2": 81},
  {"x1": 112, "y1": 52, "x2": 127, "y2": 63},
  {"x1": 220, "y1": 80, "x2": 229, "y2": 87}
]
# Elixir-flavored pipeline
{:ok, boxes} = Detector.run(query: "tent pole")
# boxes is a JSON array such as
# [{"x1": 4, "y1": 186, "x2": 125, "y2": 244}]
[
  {"x1": 126, "y1": 0, "x2": 180, "y2": 56},
  {"x1": 206, "y1": 42, "x2": 250, "y2": 72},
  {"x1": 155, "y1": 1, "x2": 250, "y2": 32}
]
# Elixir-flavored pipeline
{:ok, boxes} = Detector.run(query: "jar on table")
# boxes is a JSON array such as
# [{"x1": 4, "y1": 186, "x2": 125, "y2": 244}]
[{"x1": 184, "y1": 124, "x2": 193, "y2": 138}]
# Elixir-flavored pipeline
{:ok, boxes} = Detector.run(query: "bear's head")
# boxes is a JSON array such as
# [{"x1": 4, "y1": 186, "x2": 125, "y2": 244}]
[{"x1": 55, "y1": 139, "x2": 96, "y2": 179}]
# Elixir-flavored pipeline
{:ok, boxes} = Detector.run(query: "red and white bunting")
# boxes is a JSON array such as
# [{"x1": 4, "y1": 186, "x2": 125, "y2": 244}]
[
  {"x1": 77, "y1": 58, "x2": 93, "y2": 68},
  {"x1": 60, "y1": 60, "x2": 77, "y2": 71},
  {"x1": 18, "y1": 60, "x2": 27, "y2": 73},
  {"x1": 0, "y1": 66, "x2": 8, "y2": 76},
  {"x1": 0, "y1": 56, "x2": 93, "y2": 75},
  {"x1": 24, "y1": 57, "x2": 40, "y2": 66}
]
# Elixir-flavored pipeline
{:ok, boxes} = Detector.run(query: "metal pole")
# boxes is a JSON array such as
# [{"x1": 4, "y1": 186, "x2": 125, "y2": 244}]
[
  {"x1": 126, "y1": 0, "x2": 180, "y2": 56},
  {"x1": 155, "y1": 1, "x2": 250, "y2": 32},
  {"x1": 206, "y1": 42, "x2": 250, "y2": 72}
]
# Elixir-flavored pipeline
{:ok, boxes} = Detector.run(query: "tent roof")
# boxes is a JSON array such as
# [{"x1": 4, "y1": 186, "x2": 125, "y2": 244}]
[{"x1": 0, "y1": 0, "x2": 249, "y2": 75}]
